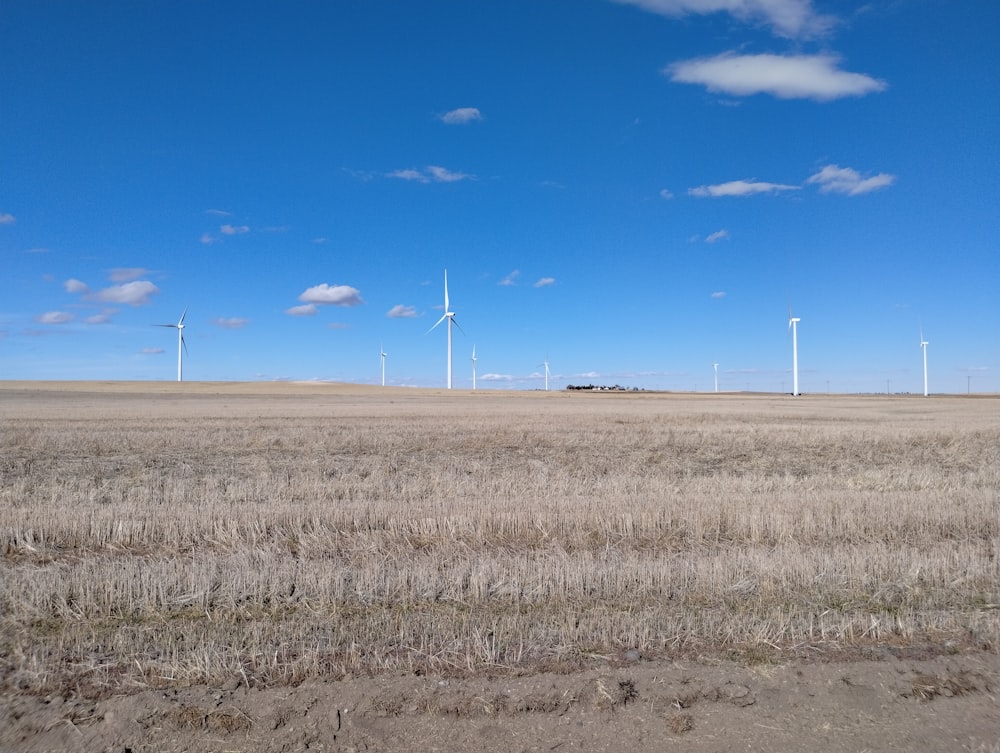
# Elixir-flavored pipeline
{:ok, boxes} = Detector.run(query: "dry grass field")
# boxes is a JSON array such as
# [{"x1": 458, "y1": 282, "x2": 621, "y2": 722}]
[{"x1": 1, "y1": 381, "x2": 997, "y2": 752}]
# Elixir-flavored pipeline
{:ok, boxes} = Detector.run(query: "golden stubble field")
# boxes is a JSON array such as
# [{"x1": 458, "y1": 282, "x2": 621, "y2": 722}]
[{"x1": 1, "y1": 381, "x2": 998, "y2": 753}]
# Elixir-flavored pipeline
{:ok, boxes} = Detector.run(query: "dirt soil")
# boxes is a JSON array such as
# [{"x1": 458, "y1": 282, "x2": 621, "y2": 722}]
[{"x1": 3, "y1": 650, "x2": 997, "y2": 753}]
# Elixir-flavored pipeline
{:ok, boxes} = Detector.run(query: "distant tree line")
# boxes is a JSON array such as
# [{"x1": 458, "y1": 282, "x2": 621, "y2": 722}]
[{"x1": 565, "y1": 384, "x2": 639, "y2": 392}]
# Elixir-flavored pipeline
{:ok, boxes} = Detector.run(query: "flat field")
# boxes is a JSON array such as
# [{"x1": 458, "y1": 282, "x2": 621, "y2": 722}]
[{"x1": 1, "y1": 381, "x2": 998, "y2": 752}]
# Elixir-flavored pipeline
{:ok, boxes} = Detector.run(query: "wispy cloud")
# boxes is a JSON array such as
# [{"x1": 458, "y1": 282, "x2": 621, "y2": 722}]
[
  {"x1": 298, "y1": 283, "x2": 364, "y2": 306},
  {"x1": 285, "y1": 304, "x2": 318, "y2": 316},
  {"x1": 534, "y1": 277, "x2": 556, "y2": 288},
  {"x1": 205, "y1": 208, "x2": 231, "y2": 216},
  {"x1": 481, "y1": 373, "x2": 513, "y2": 382},
  {"x1": 386, "y1": 304, "x2": 418, "y2": 318},
  {"x1": 327, "y1": 322, "x2": 351, "y2": 330},
  {"x1": 807, "y1": 164, "x2": 895, "y2": 195},
  {"x1": 36, "y1": 311, "x2": 75, "y2": 324},
  {"x1": 108, "y1": 267, "x2": 149, "y2": 282},
  {"x1": 141, "y1": 347, "x2": 165, "y2": 354},
  {"x1": 85, "y1": 309, "x2": 116, "y2": 324},
  {"x1": 440, "y1": 107, "x2": 483, "y2": 124},
  {"x1": 88, "y1": 281, "x2": 159, "y2": 306},
  {"x1": 220, "y1": 224, "x2": 250, "y2": 235},
  {"x1": 689, "y1": 179, "x2": 798, "y2": 197},
  {"x1": 659, "y1": 189, "x2": 674, "y2": 200},
  {"x1": 387, "y1": 165, "x2": 474, "y2": 183},
  {"x1": 612, "y1": 0, "x2": 834, "y2": 38},
  {"x1": 0, "y1": 212, "x2": 15, "y2": 224},
  {"x1": 499, "y1": 270, "x2": 521, "y2": 286},
  {"x1": 64, "y1": 278, "x2": 89, "y2": 293},
  {"x1": 214, "y1": 317, "x2": 250, "y2": 329},
  {"x1": 200, "y1": 233, "x2": 217, "y2": 245},
  {"x1": 706, "y1": 229, "x2": 729, "y2": 243},
  {"x1": 711, "y1": 291, "x2": 727, "y2": 299},
  {"x1": 667, "y1": 53, "x2": 886, "y2": 101}
]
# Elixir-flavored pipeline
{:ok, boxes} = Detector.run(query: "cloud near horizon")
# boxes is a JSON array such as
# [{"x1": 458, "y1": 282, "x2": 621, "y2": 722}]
[
  {"x1": 386, "y1": 304, "x2": 418, "y2": 318},
  {"x1": 387, "y1": 165, "x2": 474, "y2": 183},
  {"x1": 36, "y1": 311, "x2": 75, "y2": 324},
  {"x1": 689, "y1": 179, "x2": 798, "y2": 197},
  {"x1": 613, "y1": 0, "x2": 834, "y2": 39},
  {"x1": 298, "y1": 284, "x2": 364, "y2": 306},
  {"x1": 667, "y1": 53, "x2": 886, "y2": 101},
  {"x1": 440, "y1": 107, "x2": 483, "y2": 124}
]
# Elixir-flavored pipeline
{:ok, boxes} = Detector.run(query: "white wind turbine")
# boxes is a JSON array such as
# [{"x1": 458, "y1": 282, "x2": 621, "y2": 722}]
[
  {"x1": 155, "y1": 307, "x2": 188, "y2": 382},
  {"x1": 428, "y1": 269, "x2": 463, "y2": 389},
  {"x1": 788, "y1": 306, "x2": 801, "y2": 396},
  {"x1": 380, "y1": 343, "x2": 388, "y2": 387},
  {"x1": 713, "y1": 362, "x2": 719, "y2": 393},
  {"x1": 538, "y1": 355, "x2": 550, "y2": 391},
  {"x1": 920, "y1": 328, "x2": 929, "y2": 397},
  {"x1": 471, "y1": 345, "x2": 477, "y2": 391}
]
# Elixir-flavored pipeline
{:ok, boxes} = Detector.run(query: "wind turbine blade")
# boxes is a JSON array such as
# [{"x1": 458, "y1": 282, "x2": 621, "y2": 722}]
[
  {"x1": 181, "y1": 333, "x2": 189, "y2": 356},
  {"x1": 452, "y1": 316, "x2": 466, "y2": 335},
  {"x1": 154, "y1": 324, "x2": 177, "y2": 328},
  {"x1": 178, "y1": 306, "x2": 188, "y2": 325},
  {"x1": 443, "y1": 270, "x2": 449, "y2": 312},
  {"x1": 427, "y1": 314, "x2": 448, "y2": 333}
]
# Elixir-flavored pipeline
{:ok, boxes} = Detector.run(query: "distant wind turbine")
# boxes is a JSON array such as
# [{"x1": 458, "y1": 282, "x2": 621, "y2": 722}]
[
  {"x1": 920, "y1": 328, "x2": 929, "y2": 397},
  {"x1": 788, "y1": 306, "x2": 800, "y2": 396},
  {"x1": 471, "y1": 345, "x2": 477, "y2": 391},
  {"x1": 380, "y1": 343, "x2": 388, "y2": 387},
  {"x1": 538, "y1": 355, "x2": 550, "y2": 391},
  {"x1": 154, "y1": 307, "x2": 188, "y2": 382},
  {"x1": 713, "y1": 362, "x2": 719, "y2": 393},
  {"x1": 428, "y1": 270, "x2": 463, "y2": 389}
]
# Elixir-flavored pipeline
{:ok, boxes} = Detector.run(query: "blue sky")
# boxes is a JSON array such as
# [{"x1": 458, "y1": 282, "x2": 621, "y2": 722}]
[{"x1": 2, "y1": 0, "x2": 997, "y2": 393}]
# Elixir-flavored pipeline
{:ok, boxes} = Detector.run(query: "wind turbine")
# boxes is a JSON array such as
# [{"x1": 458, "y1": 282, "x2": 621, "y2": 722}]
[
  {"x1": 471, "y1": 345, "x2": 477, "y2": 391},
  {"x1": 788, "y1": 306, "x2": 801, "y2": 396},
  {"x1": 428, "y1": 270, "x2": 462, "y2": 389},
  {"x1": 380, "y1": 343, "x2": 388, "y2": 387},
  {"x1": 713, "y1": 362, "x2": 719, "y2": 393},
  {"x1": 155, "y1": 307, "x2": 188, "y2": 382},
  {"x1": 920, "y1": 328, "x2": 929, "y2": 397},
  {"x1": 538, "y1": 355, "x2": 550, "y2": 391}
]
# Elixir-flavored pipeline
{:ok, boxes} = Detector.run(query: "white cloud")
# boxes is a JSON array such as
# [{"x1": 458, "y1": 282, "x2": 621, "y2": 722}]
[
  {"x1": 200, "y1": 233, "x2": 216, "y2": 245},
  {"x1": 298, "y1": 283, "x2": 364, "y2": 306},
  {"x1": 386, "y1": 304, "x2": 418, "y2": 318},
  {"x1": 706, "y1": 229, "x2": 730, "y2": 243},
  {"x1": 499, "y1": 270, "x2": 520, "y2": 286},
  {"x1": 481, "y1": 373, "x2": 513, "y2": 382},
  {"x1": 205, "y1": 208, "x2": 231, "y2": 216},
  {"x1": 85, "y1": 309, "x2": 116, "y2": 324},
  {"x1": 534, "y1": 277, "x2": 556, "y2": 288},
  {"x1": 440, "y1": 107, "x2": 483, "y2": 124},
  {"x1": 89, "y1": 281, "x2": 159, "y2": 306},
  {"x1": 806, "y1": 164, "x2": 896, "y2": 195},
  {"x1": 64, "y1": 278, "x2": 89, "y2": 293},
  {"x1": 141, "y1": 347, "x2": 165, "y2": 354},
  {"x1": 667, "y1": 53, "x2": 886, "y2": 101},
  {"x1": 387, "y1": 165, "x2": 474, "y2": 183},
  {"x1": 108, "y1": 267, "x2": 149, "y2": 282},
  {"x1": 659, "y1": 189, "x2": 674, "y2": 200},
  {"x1": 220, "y1": 224, "x2": 250, "y2": 235},
  {"x1": 327, "y1": 322, "x2": 351, "y2": 330},
  {"x1": 612, "y1": 0, "x2": 833, "y2": 38},
  {"x1": 689, "y1": 179, "x2": 798, "y2": 197},
  {"x1": 285, "y1": 304, "x2": 318, "y2": 316},
  {"x1": 711, "y1": 291, "x2": 727, "y2": 298},
  {"x1": 36, "y1": 311, "x2": 74, "y2": 324},
  {"x1": 0, "y1": 212, "x2": 15, "y2": 224},
  {"x1": 214, "y1": 317, "x2": 249, "y2": 329}
]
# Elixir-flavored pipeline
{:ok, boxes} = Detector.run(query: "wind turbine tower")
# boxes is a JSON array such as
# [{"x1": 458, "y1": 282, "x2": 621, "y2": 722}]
[
  {"x1": 380, "y1": 343, "x2": 388, "y2": 387},
  {"x1": 155, "y1": 307, "x2": 188, "y2": 382},
  {"x1": 428, "y1": 270, "x2": 462, "y2": 389},
  {"x1": 471, "y1": 346, "x2": 477, "y2": 391},
  {"x1": 788, "y1": 308, "x2": 801, "y2": 396},
  {"x1": 539, "y1": 355, "x2": 550, "y2": 391},
  {"x1": 920, "y1": 329, "x2": 929, "y2": 397},
  {"x1": 713, "y1": 362, "x2": 719, "y2": 393}
]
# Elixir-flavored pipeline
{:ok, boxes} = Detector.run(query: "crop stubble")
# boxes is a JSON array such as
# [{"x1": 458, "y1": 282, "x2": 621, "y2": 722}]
[{"x1": 1, "y1": 382, "x2": 997, "y2": 698}]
